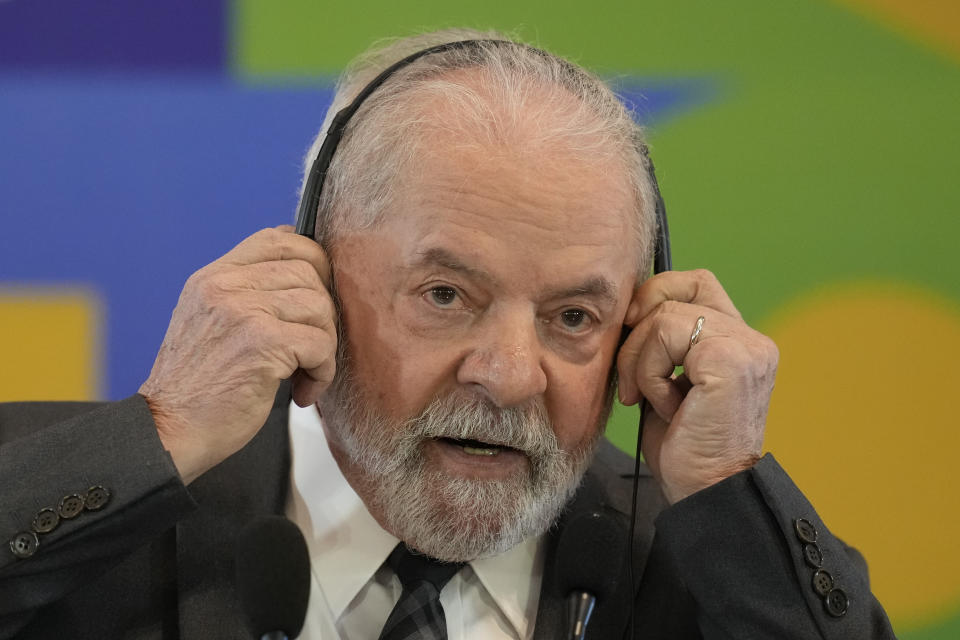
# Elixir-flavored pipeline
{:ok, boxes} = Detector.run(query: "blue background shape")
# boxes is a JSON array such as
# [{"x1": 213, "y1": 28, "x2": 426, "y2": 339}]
[{"x1": 0, "y1": 74, "x2": 706, "y2": 398}]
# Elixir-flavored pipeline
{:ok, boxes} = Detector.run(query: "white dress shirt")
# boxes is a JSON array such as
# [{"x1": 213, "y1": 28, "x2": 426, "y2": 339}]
[{"x1": 285, "y1": 401, "x2": 545, "y2": 639}]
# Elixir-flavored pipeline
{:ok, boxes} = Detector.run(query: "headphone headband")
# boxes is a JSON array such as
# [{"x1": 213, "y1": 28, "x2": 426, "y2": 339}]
[{"x1": 294, "y1": 38, "x2": 671, "y2": 274}]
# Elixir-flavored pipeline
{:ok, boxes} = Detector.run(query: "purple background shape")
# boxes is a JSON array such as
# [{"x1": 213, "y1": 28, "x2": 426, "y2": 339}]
[{"x1": 0, "y1": 0, "x2": 227, "y2": 71}]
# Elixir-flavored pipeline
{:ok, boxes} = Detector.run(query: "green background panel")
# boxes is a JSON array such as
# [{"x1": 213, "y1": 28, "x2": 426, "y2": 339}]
[{"x1": 235, "y1": 0, "x2": 959, "y2": 317}]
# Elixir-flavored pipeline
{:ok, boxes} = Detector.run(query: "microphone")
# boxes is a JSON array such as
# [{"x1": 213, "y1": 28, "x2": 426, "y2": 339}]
[
  {"x1": 555, "y1": 510, "x2": 628, "y2": 640},
  {"x1": 235, "y1": 516, "x2": 311, "y2": 640}
]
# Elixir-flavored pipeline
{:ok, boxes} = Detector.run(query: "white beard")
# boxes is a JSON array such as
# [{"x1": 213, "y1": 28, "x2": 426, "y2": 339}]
[{"x1": 319, "y1": 356, "x2": 604, "y2": 562}]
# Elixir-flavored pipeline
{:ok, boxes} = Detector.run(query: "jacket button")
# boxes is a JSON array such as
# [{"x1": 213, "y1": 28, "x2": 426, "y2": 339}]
[
  {"x1": 794, "y1": 518, "x2": 818, "y2": 544},
  {"x1": 824, "y1": 588, "x2": 849, "y2": 617},
  {"x1": 58, "y1": 493, "x2": 85, "y2": 519},
  {"x1": 85, "y1": 486, "x2": 111, "y2": 511},
  {"x1": 803, "y1": 543, "x2": 823, "y2": 568},
  {"x1": 9, "y1": 531, "x2": 39, "y2": 559},
  {"x1": 32, "y1": 508, "x2": 60, "y2": 534},
  {"x1": 812, "y1": 569, "x2": 834, "y2": 597}
]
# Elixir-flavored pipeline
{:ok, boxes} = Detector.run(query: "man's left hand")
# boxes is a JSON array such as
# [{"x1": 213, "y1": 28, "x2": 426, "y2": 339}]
[{"x1": 617, "y1": 269, "x2": 779, "y2": 504}]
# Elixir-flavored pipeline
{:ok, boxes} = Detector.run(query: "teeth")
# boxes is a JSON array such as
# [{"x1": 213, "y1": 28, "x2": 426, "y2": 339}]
[{"x1": 462, "y1": 445, "x2": 500, "y2": 456}]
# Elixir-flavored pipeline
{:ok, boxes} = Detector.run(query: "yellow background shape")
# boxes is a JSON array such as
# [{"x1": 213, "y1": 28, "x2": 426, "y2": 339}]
[
  {"x1": 0, "y1": 290, "x2": 102, "y2": 402},
  {"x1": 834, "y1": 0, "x2": 960, "y2": 63},
  {"x1": 763, "y1": 281, "x2": 960, "y2": 626}
]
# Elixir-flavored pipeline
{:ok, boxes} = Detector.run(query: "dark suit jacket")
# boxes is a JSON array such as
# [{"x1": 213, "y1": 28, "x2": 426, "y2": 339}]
[{"x1": 0, "y1": 388, "x2": 896, "y2": 639}]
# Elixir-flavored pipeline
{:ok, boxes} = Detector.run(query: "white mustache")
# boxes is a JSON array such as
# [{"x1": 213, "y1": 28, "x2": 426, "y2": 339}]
[{"x1": 398, "y1": 391, "x2": 566, "y2": 463}]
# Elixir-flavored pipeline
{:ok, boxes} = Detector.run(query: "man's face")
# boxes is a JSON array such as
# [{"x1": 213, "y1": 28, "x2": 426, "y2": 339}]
[{"x1": 320, "y1": 136, "x2": 640, "y2": 561}]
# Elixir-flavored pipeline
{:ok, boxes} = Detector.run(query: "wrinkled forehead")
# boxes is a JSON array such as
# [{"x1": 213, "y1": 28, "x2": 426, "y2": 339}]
[{"x1": 392, "y1": 133, "x2": 639, "y2": 273}]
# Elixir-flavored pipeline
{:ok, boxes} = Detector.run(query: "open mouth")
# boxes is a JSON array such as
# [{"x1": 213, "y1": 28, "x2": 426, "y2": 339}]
[{"x1": 436, "y1": 437, "x2": 517, "y2": 457}]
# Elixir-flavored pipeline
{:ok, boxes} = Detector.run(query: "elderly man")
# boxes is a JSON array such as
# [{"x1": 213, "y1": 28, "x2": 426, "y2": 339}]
[{"x1": 1, "y1": 30, "x2": 893, "y2": 639}]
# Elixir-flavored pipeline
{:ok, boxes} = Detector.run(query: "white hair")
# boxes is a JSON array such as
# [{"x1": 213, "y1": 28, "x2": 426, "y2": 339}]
[{"x1": 300, "y1": 28, "x2": 658, "y2": 275}]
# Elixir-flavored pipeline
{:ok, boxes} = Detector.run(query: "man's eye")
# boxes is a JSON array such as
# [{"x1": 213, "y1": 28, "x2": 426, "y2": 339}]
[
  {"x1": 428, "y1": 286, "x2": 458, "y2": 306},
  {"x1": 560, "y1": 308, "x2": 588, "y2": 328}
]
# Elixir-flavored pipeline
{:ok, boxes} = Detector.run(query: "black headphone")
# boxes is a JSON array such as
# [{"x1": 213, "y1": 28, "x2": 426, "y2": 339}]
[
  {"x1": 294, "y1": 38, "x2": 671, "y2": 276},
  {"x1": 293, "y1": 38, "x2": 669, "y2": 636}
]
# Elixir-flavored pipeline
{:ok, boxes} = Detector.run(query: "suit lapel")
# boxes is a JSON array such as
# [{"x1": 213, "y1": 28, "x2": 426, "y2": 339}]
[{"x1": 176, "y1": 384, "x2": 292, "y2": 640}]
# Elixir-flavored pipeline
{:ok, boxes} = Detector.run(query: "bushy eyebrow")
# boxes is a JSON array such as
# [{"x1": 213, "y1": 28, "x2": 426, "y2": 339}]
[
  {"x1": 542, "y1": 277, "x2": 619, "y2": 309},
  {"x1": 412, "y1": 247, "x2": 494, "y2": 283},
  {"x1": 412, "y1": 247, "x2": 620, "y2": 308}
]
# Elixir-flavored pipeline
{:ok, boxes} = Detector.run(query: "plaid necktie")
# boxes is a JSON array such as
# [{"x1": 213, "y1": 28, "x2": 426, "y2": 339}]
[{"x1": 378, "y1": 543, "x2": 465, "y2": 640}]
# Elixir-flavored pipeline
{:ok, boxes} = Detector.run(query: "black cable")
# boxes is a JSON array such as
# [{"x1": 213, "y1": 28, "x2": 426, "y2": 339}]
[
  {"x1": 627, "y1": 152, "x2": 670, "y2": 638},
  {"x1": 626, "y1": 398, "x2": 648, "y2": 640}
]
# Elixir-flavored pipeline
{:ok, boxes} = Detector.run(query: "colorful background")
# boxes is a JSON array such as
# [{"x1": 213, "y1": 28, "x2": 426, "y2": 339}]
[{"x1": 1, "y1": 1, "x2": 957, "y2": 636}]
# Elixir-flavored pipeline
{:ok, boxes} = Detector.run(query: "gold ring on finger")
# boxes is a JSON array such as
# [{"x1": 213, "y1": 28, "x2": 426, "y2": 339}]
[{"x1": 690, "y1": 315, "x2": 706, "y2": 348}]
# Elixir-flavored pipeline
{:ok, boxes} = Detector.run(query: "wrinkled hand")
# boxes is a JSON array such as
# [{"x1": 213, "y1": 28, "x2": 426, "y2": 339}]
[
  {"x1": 139, "y1": 226, "x2": 337, "y2": 483},
  {"x1": 617, "y1": 269, "x2": 778, "y2": 504}
]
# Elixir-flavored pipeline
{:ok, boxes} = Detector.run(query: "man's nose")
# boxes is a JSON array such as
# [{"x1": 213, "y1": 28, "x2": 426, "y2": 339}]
[{"x1": 456, "y1": 315, "x2": 548, "y2": 408}]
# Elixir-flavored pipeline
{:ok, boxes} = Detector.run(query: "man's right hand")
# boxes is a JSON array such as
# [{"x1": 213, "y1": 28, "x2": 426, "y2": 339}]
[{"x1": 138, "y1": 226, "x2": 338, "y2": 484}]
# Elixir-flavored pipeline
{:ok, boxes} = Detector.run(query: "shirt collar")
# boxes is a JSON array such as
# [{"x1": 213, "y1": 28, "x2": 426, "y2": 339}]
[
  {"x1": 286, "y1": 401, "x2": 399, "y2": 620},
  {"x1": 470, "y1": 533, "x2": 544, "y2": 639}
]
